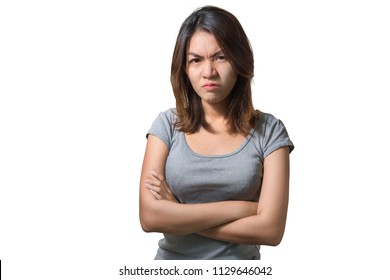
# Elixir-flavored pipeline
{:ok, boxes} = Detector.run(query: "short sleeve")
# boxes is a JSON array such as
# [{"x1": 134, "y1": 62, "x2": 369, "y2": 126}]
[
  {"x1": 146, "y1": 109, "x2": 175, "y2": 149},
  {"x1": 262, "y1": 114, "x2": 294, "y2": 158}
]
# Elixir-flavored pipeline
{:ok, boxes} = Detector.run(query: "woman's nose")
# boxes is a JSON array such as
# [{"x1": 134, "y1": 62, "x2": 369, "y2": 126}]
[{"x1": 201, "y1": 60, "x2": 216, "y2": 78}]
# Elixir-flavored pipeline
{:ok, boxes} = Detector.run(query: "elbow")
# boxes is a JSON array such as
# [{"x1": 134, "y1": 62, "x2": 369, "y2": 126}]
[
  {"x1": 140, "y1": 218, "x2": 153, "y2": 233},
  {"x1": 139, "y1": 200, "x2": 165, "y2": 233},
  {"x1": 140, "y1": 215, "x2": 184, "y2": 235},
  {"x1": 252, "y1": 234, "x2": 283, "y2": 247},
  {"x1": 140, "y1": 216, "x2": 164, "y2": 233},
  {"x1": 253, "y1": 211, "x2": 287, "y2": 246},
  {"x1": 139, "y1": 207, "x2": 172, "y2": 234},
  {"x1": 265, "y1": 234, "x2": 283, "y2": 247},
  {"x1": 250, "y1": 222, "x2": 285, "y2": 246},
  {"x1": 263, "y1": 226, "x2": 285, "y2": 246},
  {"x1": 139, "y1": 210, "x2": 160, "y2": 233}
]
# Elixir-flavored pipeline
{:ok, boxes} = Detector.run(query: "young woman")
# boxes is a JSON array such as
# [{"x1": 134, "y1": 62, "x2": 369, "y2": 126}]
[{"x1": 139, "y1": 5, "x2": 294, "y2": 260}]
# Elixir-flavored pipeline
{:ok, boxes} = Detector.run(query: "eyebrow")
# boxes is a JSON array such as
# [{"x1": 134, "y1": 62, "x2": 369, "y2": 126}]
[{"x1": 187, "y1": 50, "x2": 224, "y2": 59}]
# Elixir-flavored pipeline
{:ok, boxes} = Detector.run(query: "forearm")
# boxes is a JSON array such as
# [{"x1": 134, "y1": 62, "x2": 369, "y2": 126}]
[
  {"x1": 140, "y1": 197, "x2": 257, "y2": 235},
  {"x1": 198, "y1": 212, "x2": 286, "y2": 246}
]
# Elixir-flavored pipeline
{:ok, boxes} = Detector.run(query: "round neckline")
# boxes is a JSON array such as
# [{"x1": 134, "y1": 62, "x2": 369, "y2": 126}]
[{"x1": 181, "y1": 128, "x2": 255, "y2": 158}]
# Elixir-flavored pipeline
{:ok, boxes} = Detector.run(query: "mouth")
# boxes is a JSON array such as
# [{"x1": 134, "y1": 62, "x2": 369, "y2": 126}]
[{"x1": 202, "y1": 83, "x2": 219, "y2": 90}]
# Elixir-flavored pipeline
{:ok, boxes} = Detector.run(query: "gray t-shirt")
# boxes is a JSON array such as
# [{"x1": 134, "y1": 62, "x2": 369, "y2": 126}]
[{"x1": 147, "y1": 108, "x2": 294, "y2": 260}]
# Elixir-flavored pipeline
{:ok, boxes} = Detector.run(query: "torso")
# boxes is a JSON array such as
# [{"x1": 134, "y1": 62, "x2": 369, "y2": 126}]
[
  {"x1": 148, "y1": 108, "x2": 293, "y2": 260},
  {"x1": 160, "y1": 113, "x2": 262, "y2": 260}
]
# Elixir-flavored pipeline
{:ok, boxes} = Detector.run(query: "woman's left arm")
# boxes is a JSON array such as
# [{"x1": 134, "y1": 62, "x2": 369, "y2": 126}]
[{"x1": 198, "y1": 146, "x2": 291, "y2": 246}]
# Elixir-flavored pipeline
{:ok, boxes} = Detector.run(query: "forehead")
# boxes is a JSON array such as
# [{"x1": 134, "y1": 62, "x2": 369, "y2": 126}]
[{"x1": 188, "y1": 31, "x2": 221, "y2": 53}]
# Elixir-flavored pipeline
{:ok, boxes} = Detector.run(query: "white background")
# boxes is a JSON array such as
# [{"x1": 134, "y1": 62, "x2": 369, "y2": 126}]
[{"x1": 1, "y1": 0, "x2": 389, "y2": 279}]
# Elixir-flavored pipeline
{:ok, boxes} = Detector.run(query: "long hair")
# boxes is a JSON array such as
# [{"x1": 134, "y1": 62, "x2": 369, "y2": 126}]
[{"x1": 171, "y1": 5, "x2": 260, "y2": 134}]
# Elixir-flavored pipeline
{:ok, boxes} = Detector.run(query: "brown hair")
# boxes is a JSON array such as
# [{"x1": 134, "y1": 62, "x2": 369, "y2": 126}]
[{"x1": 171, "y1": 5, "x2": 260, "y2": 134}]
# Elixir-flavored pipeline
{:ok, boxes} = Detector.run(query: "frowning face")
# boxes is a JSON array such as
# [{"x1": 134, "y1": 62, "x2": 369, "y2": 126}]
[{"x1": 186, "y1": 31, "x2": 238, "y2": 107}]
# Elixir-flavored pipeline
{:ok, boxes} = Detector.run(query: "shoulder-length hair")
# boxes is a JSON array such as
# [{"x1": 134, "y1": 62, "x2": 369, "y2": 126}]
[{"x1": 171, "y1": 5, "x2": 260, "y2": 134}]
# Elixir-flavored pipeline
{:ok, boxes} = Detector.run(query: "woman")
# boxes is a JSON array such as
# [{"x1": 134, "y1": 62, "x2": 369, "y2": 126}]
[{"x1": 139, "y1": 5, "x2": 294, "y2": 260}]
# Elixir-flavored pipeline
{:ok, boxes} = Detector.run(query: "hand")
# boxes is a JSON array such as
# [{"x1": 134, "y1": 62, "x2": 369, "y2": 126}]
[{"x1": 144, "y1": 171, "x2": 179, "y2": 203}]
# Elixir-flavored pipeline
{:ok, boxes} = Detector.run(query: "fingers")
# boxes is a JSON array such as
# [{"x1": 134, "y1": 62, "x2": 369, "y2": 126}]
[
  {"x1": 145, "y1": 180, "x2": 165, "y2": 199},
  {"x1": 144, "y1": 181, "x2": 161, "y2": 193},
  {"x1": 148, "y1": 189, "x2": 161, "y2": 200},
  {"x1": 150, "y1": 172, "x2": 173, "y2": 195},
  {"x1": 146, "y1": 172, "x2": 164, "y2": 187},
  {"x1": 146, "y1": 171, "x2": 171, "y2": 193},
  {"x1": 144, "y1": 171, "x2": 178, "y2": 202},
  {"x1": 145, "y1": 171, "x2": 167, "y2": 200}
]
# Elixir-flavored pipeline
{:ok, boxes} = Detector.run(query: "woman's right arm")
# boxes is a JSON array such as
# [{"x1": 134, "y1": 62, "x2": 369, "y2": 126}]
[{"x1": 139, "y1": 134, "x2": 257, "y2": 235}]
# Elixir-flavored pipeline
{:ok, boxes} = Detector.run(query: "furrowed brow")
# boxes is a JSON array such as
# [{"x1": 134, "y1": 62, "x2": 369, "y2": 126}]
[
  {"x1": 187, "y1": 52, "x2": 202, "y2": 58},
  {"x1": 187, "y1": 50, "x2": 224, "y2": 59},
  {"x1": 212, "y1": 50, "x2": 224, "y2": 57}
]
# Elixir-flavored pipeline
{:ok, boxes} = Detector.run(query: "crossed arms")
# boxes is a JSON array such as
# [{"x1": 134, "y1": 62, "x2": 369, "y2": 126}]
[{"x1": 139, "y1": 135, "x2": 290, "y2": 246}]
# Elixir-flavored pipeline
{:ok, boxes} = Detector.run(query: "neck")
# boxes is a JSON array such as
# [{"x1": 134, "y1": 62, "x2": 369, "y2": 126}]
[
  {"x1": 202, "y1": 100, "x2": 228, "y2": 121},
  {"x1": 201, "y1": 100, "x2": 229, "y2": 133}
]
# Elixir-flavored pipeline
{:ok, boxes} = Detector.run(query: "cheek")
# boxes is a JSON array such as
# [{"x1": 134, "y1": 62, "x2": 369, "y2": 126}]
[
  {"x1": 186, "y1": 67, "x2": 194, "y2": 80},
  {"x1": 224, "y1": 70, "x2": 238, "y2": 89},
  {"x1": 217, "y1": 63, "x2": 237, "y2": 81},
  {"x1": 187, "y1": 69, "x2": 200, "y2": 88}
]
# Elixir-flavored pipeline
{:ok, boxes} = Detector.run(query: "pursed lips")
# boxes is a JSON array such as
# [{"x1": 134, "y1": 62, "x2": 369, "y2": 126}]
[{"x1": 202, "y1": 83, "x2": 219, "y2": 89}]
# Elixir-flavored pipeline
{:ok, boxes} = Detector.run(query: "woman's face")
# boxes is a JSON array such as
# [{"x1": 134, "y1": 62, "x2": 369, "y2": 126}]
[{"x1": 186, "y1": 31, "x2": 237, "y2": 107}]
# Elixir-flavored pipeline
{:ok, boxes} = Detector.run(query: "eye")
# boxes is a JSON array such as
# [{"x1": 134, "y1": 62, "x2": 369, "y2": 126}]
[
  {"x1": 214, "y1": 55, "x2": 226, "y2": 61},
  {"x1": 188, "y1": 58, "x2": 201, "y2": 64}
]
